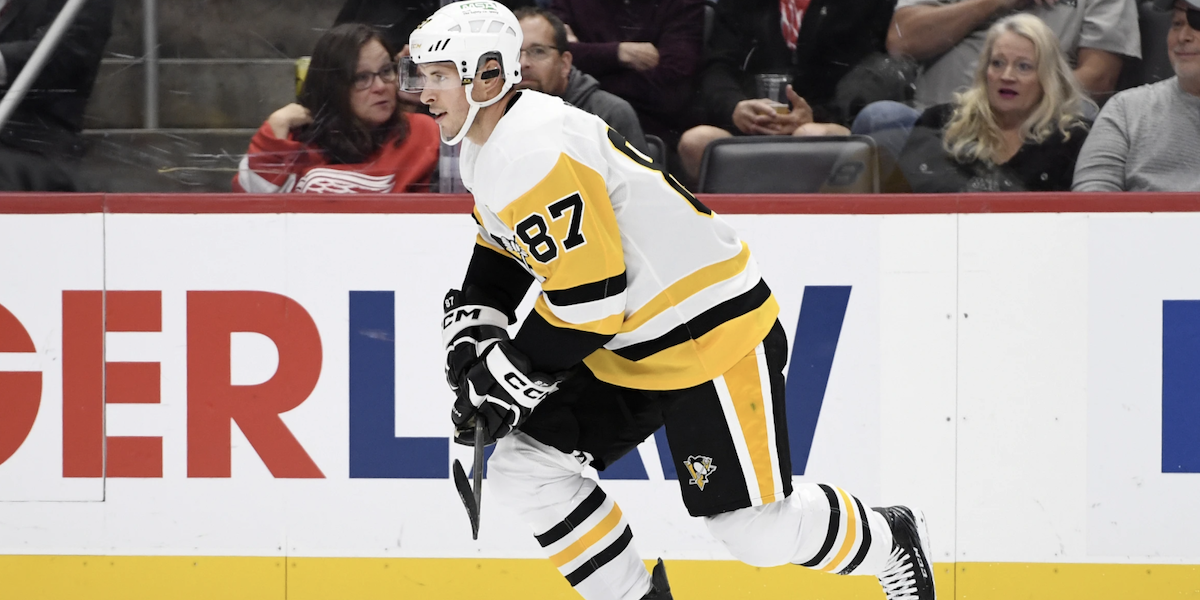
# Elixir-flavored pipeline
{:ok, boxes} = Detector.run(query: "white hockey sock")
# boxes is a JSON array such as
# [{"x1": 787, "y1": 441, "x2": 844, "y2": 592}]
[
  {"x1": 489, "y1": 433, "x2": 653, "y2": 600},
  {"x1": 791, "y1": 483, "x2": 893, "y2": 576},
  {"x1": 704, "y1": 482, "x2": 892, "y2": 575},
  {"x1": 541, "y1": 480, "x2": 651, "y2": 600}
]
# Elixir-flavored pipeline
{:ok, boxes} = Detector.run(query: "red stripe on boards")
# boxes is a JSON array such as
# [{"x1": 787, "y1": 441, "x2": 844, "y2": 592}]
[{"x1": 1, "y1": 192, "x2": 1199, "y2": 215}]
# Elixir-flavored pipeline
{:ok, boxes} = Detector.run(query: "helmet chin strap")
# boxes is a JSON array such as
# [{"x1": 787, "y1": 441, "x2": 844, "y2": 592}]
[{"x1": 442, "y1": 79, "x2": 514, "y2": 146}]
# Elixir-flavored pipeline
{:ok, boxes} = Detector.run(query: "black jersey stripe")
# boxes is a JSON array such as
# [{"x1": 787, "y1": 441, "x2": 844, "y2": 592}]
[
  {"x1": 605, "y1": 127, "x2": 711, "y2": 215},
  {"x1": 503, "y1": 91, "x2": 523, "y2": 114},
  {"x1": 605, "y1": 128, "x2": 652, "y2": 168},
  {"x1": 463, "y1": 244, "x2": 535, "y2": 322},
  {"x1": 664, "y1": 172, "x2": 712, "y2": 216},
  {"x1": 514, "y1": 310, "x2": 614, "y2": 372},
  {"x1": 564, "y1": 525, "x2": 634, "y2": 586},
  {"x1": 535, "y1": 487, "x2": 607, "y2": 547},
  {"x1": 544, "y1": 272, "x2": 628, "y2": 307},
  {"x1": 839, "y1": 497, "x2": 873, "y2": 575},
  {"x1": 612, "y1": 279, "x2": 770, "y2": 362},
  {"x1": 799, "y1": 484, "x2": 842, "y2": 568},
  {"x1": 614, "y1": 323, "x2": 692, "y2": 363}
]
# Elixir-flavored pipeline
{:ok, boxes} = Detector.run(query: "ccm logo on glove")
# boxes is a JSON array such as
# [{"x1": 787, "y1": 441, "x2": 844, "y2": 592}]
[{"x1": 503, "y1": 371, "x2": 553, "y2": 401}]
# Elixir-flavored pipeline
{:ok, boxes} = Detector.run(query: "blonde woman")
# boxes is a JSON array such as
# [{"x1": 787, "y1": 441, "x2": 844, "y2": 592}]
[{"x1": 895, "y1": 13, "x2": 1093, "y2": 193}]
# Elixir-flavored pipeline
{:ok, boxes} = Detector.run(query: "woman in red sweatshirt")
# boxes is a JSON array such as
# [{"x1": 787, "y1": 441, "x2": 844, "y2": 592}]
[{"x1": 234, "y1": 23, "x2": 440, "y2": 194}]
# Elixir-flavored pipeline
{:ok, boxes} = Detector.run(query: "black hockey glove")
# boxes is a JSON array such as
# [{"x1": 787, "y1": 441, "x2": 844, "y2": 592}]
[
  {"x1": 450, "y1": 339, "x2": 563, "y2": 446},
  {"x1": 442, "y1": 288, "x2": 509, "y2": 396}
]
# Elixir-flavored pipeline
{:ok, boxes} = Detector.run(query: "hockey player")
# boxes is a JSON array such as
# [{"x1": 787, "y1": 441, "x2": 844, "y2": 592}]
[{"x1": 403, "y1": 2, "x2": 937, "y2": 599}]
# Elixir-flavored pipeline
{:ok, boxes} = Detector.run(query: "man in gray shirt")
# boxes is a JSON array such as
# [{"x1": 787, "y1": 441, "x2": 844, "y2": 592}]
[
  {"x1": 1073, "y1": 0, "x2": 1200, "y2": 191},
  {"x1": 513, "y1": 7, "x2": 649, "y2": 154},
  {"x1": 889, "y1": 0, "x2": 1142, "y2": 107}
]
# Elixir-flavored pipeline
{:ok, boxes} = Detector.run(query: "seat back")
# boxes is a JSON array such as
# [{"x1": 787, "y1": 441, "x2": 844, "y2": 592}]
[
  {"x1": 696, "y1": 135, "x2": 879, "y2": 194},
  {"x1": 1139, "y1": 0, "x2": 1176, "y2": 84},
  {"x1": 1119, "y1": 2, "x2": 1175, "y2": 90},
  {"x1": 703, "y1": 1, "x2": 717, "y2": 49},
  {"x1": 644, "y1": 134, "x2": 667, "y2": 171}
]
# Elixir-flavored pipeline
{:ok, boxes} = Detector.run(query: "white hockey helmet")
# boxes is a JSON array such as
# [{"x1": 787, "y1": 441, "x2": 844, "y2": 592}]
[{"x1": 404, "y1": 0, "x2": 523, "y2": 144}]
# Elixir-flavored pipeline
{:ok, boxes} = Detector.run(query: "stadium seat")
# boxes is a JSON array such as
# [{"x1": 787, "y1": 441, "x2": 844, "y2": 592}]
[
  {"x1": 1118, "y1": 2, "x2": 1175, "y2": 90},
  {"x1": 703, "y1": 1, "x2": 717, "y2": 49},
  {"x1": 644, "y1": 134, "x2": 667, "y2": 171},
  {"x1": 696, "y1": 135, "x2": 880, "y2": 193}
]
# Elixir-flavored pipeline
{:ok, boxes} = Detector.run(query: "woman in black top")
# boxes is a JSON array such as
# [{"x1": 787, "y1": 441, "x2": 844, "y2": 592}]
[{"x1": 896, "y1": 13, "x2": 1093, "y2": 193}]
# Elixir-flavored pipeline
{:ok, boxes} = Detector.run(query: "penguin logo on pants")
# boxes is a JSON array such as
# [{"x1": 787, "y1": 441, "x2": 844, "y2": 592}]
[{"x1": 684, "y1": 455, "x2": 717, "y2": 491}]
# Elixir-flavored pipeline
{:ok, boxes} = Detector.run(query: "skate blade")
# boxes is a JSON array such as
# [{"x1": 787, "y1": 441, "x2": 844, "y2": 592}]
[{"x1": 912, "y1": 509, "x2": 936, "y2": 599}]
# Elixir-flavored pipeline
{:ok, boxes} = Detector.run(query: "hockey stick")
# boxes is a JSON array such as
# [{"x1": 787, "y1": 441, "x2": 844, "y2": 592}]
[{"x1": 451, "y1": 419, "x2": 485, "y2": 539}]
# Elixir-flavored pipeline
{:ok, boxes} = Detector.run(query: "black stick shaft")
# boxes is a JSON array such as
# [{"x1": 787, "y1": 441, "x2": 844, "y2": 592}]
[{"x1": 472, "y1": 419, "x2": 484, "y2": 531}]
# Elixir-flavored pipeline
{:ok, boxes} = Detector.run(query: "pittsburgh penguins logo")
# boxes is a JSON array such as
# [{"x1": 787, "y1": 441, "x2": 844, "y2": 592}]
[{"x1": 684, "y1": 455, "x2": 717, "y2": 491}]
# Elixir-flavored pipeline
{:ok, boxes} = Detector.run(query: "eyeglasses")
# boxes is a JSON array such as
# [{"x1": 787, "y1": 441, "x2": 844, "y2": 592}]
[
  {"x1": 520, "y1": 44, "x2": 561, "y2": 62},
  {"x1": 352, "y1": 64, "x2": 399, "y2": 90}
]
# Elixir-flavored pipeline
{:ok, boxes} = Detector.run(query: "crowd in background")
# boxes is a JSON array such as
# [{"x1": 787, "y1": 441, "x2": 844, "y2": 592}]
[
  {"x1": 1, "y1": 0, "x2": 1198, "y2": 193},
  {"x1": 0, "y1": 0, "x2": 114, "y2": 190}
]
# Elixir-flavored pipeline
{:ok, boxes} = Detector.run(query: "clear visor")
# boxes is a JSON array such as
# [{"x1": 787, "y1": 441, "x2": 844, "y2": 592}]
[{"x1": 399, "y1": 57, "x2": 466, "y2": 93}]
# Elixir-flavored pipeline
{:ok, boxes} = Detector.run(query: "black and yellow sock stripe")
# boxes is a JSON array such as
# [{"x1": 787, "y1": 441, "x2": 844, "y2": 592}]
[
  {"x1": 534, "y1": 487, "x2": 636, "y2": 587},
  {"x1": 798, "y1": 484, "x2": 874, "y2": 575}
]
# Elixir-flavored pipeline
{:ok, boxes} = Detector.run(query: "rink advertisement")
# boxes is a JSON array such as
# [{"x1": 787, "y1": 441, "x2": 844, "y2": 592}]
[{"x1": 1, "y1": 194, "x2": 1199, "y2": 600}]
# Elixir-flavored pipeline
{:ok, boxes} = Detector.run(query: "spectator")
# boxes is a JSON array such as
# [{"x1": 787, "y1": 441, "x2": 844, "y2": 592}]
[
  {"x1": 0, "y1": 0, "x2": 114, "y2": 191},
  {"x1": 677, "y1": 0, "x2": 896, "y2": 182},
  {"x1": 550, "y1": 0, "x2": 704, "y2": 148},
  {"x1": 234, "y1": 24, "x2": 439, "y2": 194},
  {"x1": 894, "y1": 13, "x2": 1092, "y2": 192},
  {"x1": 858, "y1": 0, "x2": 1140, "y2": 165},
  {"x1": 890, "y1": 0, "x2": 1140, "y2": 106},
  {"x1": 514, "y1": 6, "x2": 648, "y2": 152},
  {"x1": 1073, "y1": 0, "x2": 1200, "y2": 191}
]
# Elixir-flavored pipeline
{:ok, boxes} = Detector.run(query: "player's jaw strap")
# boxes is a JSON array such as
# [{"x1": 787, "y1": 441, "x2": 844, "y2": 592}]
[{"x1": 443, "y1": 79, "x2": 515, "y2": 146}]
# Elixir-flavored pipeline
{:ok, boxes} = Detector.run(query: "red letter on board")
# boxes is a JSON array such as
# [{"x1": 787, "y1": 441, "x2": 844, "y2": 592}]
[{"x1": 187, "y1": 291, "x2": 324, "y2": 478}]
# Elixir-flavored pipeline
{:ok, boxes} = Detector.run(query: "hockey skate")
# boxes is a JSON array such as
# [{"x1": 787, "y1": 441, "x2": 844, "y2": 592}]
[
  {"x1": 640, "y1": 558, "x2": 673, "y2": 599},
  {"x1": 874, "y1": 506, "x2": 936, "y2": 600}
]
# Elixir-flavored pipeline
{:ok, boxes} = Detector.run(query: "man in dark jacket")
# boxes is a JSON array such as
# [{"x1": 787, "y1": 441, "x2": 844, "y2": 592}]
[
  {"x1": 0, "y1": 0, "x2": 114, "y2": 191},
  {"x1": 676, "y1": 0, "x2": 896, "y2": 181},
  {"x1": 515, "y1": 7, "x2": 648, "y2": 153},
  {"x1": 550, "y1": 0, "x2": 704, "y2": 148}
]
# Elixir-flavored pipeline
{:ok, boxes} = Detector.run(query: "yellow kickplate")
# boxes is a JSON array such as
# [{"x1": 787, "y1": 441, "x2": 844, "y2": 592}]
[
  {"x1": 286, "y1": 557, "x2": 916, "y2": 600},
  {"x1": 0, "y1": 555, "x2": 284, "y2": 600},
  {"x1": 4, "y1": 557, "x2": 1198, "y2": 600},
  {"x1": 957, "y1": 562, "x2": 1200, "y2": 600}
]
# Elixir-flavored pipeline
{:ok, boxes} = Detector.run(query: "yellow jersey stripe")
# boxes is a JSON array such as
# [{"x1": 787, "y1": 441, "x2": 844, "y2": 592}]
[
  {"x1": 614, "y1": 278, "x2": 770, "y2": 361},
  {"x1": 621, "y1": 242, "x2": 752, "y2": 334},
  {"x1": 548, "y1": 504, "x2": 624, "y2": 568},
  {"x1": 821, "y1": 488, "x2": 860, "y2": 572},
  {"x1": 534, "y1": 295, "x2": 625, "y2": 336},
  {"x1": 585, "y1": 294, "x2": 779, "y2": 390}
]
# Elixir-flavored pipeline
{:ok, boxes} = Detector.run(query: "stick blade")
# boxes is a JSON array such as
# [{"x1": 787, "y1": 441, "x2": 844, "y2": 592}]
[{"x1": 452, "y1": 458, "x2": 480, "y2": 539}]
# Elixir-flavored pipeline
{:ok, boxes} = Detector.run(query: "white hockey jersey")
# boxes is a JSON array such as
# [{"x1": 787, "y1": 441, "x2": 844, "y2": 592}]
[{"x1": 460, "y1": 90, "x2": 778, "y2": 390}]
